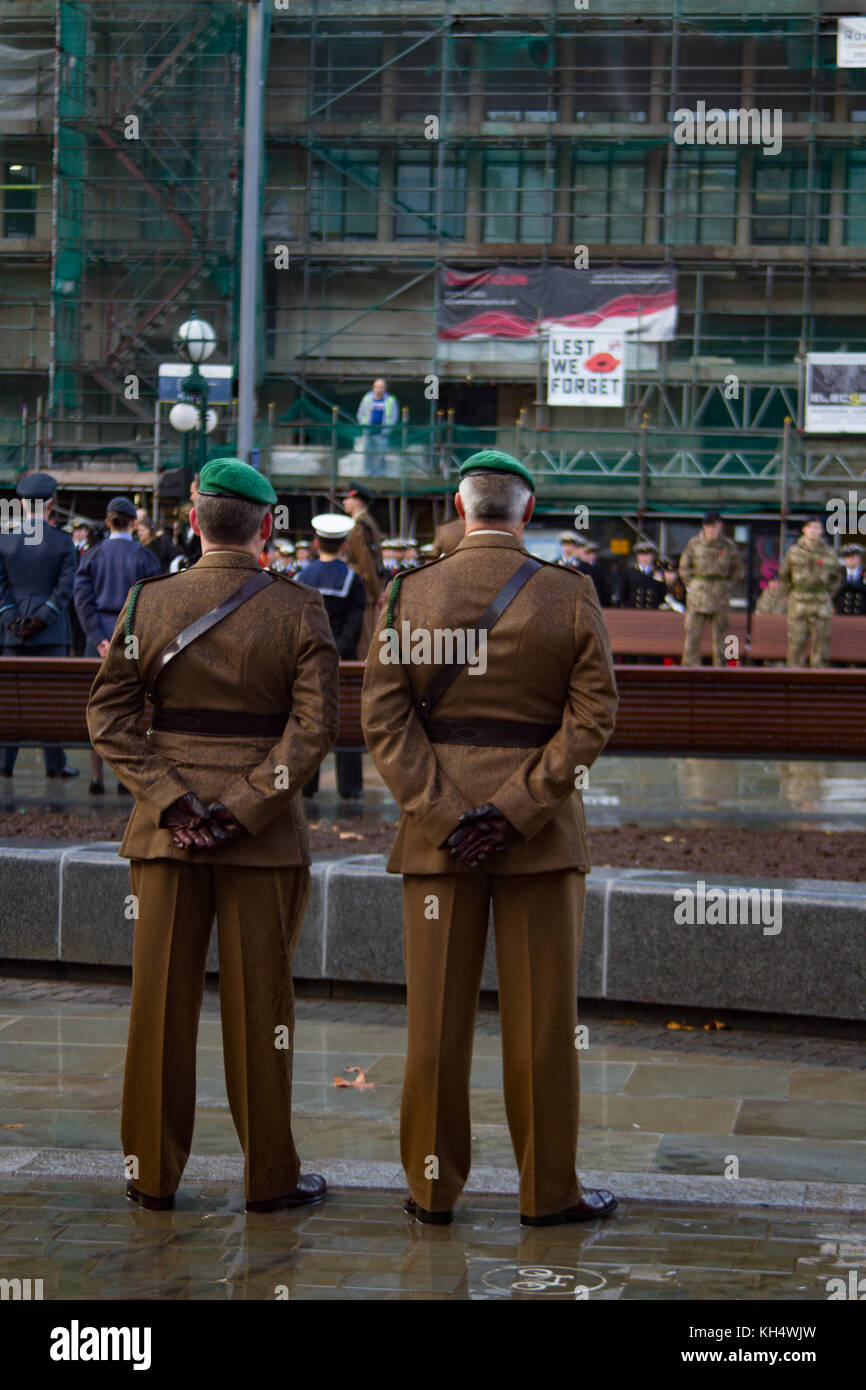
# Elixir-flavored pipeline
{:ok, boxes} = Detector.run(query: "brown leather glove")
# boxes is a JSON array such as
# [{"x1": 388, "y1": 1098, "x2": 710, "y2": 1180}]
[
  {"x1": 447, "y1": 803, "x2": 515, "y2": 868},
  {"x1": 204, "y1": 801, "x2": 245, "y2": 846},
  {"x1": 161, "y1": 793, "x2": 219, "y2": 851}
]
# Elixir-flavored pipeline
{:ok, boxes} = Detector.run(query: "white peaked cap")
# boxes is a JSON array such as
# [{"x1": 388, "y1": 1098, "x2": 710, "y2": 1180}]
[{"x1": 311, "y1": 513, "x2": 354, "y2": 539}]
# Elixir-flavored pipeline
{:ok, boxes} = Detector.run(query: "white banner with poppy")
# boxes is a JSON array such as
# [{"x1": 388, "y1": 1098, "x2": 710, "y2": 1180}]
[{"x1": 547, "y1": 330, "x2": 625, "y2": 407}]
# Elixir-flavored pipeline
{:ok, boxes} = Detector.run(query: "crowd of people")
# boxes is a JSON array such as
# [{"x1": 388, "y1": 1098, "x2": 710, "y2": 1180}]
[{"x1": 2, "y1": 469, "x2": 865, "y2": 792}]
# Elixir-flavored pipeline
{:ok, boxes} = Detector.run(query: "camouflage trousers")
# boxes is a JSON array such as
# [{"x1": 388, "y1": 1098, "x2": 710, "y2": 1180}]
[
  {"x1": 787, "y1": 614, "x2": 830, "y2": 668},
  {"x1": 682, "y1": 609, "x2": 728, "y2": 666}
]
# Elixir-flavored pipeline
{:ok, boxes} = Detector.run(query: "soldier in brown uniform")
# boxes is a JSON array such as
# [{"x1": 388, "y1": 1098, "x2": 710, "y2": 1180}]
[
  {"x1": 779, "y1": 515, "x2": 844, "y2": 667},
  {"x1": 432, "y1": 515, "x2": 465, "y2": 557},
  {"x1": 343, "y1": 483, "x2": 385, "y2": 658},
  {"x1": 361, "y1": 450, "x2": 619, "y2": 1227},
  {"x1": 679, "y1": 511, "x2": 744, "y2": 666},
  {"x1": 87, "y1": 459, "x2": 339, "y2": 1212}
]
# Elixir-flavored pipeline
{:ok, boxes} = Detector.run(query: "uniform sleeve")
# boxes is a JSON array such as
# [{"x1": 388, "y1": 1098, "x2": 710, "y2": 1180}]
[
  {"x1": 778, "y1": 548, "x2": 793, "y2": 594},
  {"x1": 35, "y1": 534, "x2": 76, "y2": 628},
  {"x1": 0, "y1": 542, "x2": 19, "y2": 623},
  {"x1": 487, "y1": 581, "x2": 619, "y2": 841},
  {"x1": 826, "y1": 556, "x2": 844, "y2": 595},
  {"x1": 361, "y1": 585, "x2": 477, "y2": 848},
  {"x1": 73, "y1": 550, "x2": 102, "y2": 645},
  {"x1": 678, "y1": 540, "x2": 696, "y2": 585},
  {"x1": 218, "y1": 595, "x2": 339, "y2": 836},
  {"x1": 86, "y1": 595, "x2": 193, "y2": 819}
]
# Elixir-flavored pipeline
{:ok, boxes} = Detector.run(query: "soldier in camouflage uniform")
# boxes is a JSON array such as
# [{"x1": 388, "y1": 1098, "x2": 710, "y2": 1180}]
[
  {"x1": 679, "y1": 511, "x2": 744, "y2": 666},
  {"x1": 778, "y1": 516, "x2": 843, "y2": 667},
  {"x1": 755, "y1": 576, "x2": 787, "y2": 615}
]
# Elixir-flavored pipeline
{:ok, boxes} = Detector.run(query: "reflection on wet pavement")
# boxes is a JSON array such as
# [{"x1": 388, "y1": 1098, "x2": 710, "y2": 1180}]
[{"x1": 2, "y1": 1181, "x2": 865, "y2": 1300}]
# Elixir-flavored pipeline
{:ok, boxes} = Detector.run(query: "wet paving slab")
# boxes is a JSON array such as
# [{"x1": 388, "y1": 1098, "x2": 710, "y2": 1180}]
[
  {"x1": 4, "y1": 748, "x2": 866, "y2": 832},
  {"x1": 1, "y1": 984, "x2": 864, "y2": 1186},
  {"x1": 1, "y1": 1181, "x2": 864, "y2": 1300}
]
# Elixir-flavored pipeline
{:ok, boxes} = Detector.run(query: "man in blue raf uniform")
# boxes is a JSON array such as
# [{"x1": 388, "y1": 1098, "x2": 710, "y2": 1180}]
[
  {"x1": 0, "y1": 471, "x2": 79, "y2": 780},
  {"x1": 297, "y1": 513, "x2": 366, "y2": 799},
  {"x1": 74, "y1": 495, "x2": 160, "y2": 794}
]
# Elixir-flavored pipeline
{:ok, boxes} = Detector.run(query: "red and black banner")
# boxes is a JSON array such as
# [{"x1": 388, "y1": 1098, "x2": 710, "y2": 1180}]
[{"x1": 438, "y1": 263, "x2": 677, "y2": 341}]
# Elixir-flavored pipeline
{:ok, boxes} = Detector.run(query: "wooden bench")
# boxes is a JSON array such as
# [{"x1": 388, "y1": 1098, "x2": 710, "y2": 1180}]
[
  {"x1": 603, "y1": 609, "x2": 749, "y2": 660},
  {"x1": 2, "y1": 658, "x2": 866, "y2": 758},
  {"x1": 749, "y1": 614, "x2": 866, "y2": 664}
]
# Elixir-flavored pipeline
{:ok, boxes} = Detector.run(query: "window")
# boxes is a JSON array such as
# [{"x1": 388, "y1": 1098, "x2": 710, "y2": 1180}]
[
  {"x1": 312, "y1": 39, "x2": 382, "y2": 120},
  {"x1": 845, "y1": 153, "x2": 866, "y2": 245},
  {"x1": 394, "y1": 151, "x2": 465, "y2": 240},
  {"x1": 309, "y1": 151, "x2": 379, "y2": 240},
  {"x1": 482, "y1": 150, "x2": 553, "y2": 242},
  {"x1": 665, "y1": 150, "x2": 737, "y2": 245},
  {"x1": 751, "y1": 155, "x2": 827, "y2": 245},
  {"x1": 3, "y1": 162, "x2": 37, "y2": 238},
  {"x1": 572, "y1": 152, "x2": 645, "y2": 244}
]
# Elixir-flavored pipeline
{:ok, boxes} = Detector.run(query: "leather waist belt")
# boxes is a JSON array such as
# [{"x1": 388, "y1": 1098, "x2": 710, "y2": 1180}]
[
  {"x1": 150, "y1": 707, "x2": 289, "y2": 738},
  {"x1": 426, "y1": 717, "x2": 558, "y2": 748}
]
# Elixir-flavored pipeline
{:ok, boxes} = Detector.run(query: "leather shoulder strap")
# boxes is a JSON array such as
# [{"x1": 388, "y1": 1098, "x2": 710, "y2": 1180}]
[
  {"x1": 417, "y1": 556, "x2": 543, "y2": 720},
  {"x1": 145, "y1": 569, "x2": 275, "y2": 701}
]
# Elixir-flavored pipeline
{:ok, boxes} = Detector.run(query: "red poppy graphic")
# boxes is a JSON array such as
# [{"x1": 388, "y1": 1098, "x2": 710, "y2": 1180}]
[{"x1": 584, "y1": 351, "x2": 621, "y2": 373}]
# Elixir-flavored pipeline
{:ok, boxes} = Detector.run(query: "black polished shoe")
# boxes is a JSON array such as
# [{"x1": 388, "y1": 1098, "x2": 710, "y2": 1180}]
[
  {"x1": 47, "y1": 767, "x2": 80, "y2": 780},
  {"x1": 88, "y1": 779, "x2": 105, "y2": 796},
  {"x1": 403, "y1": 1195, "x2": 453, "y2": 1225},
  {"x1": 521, "y1": 1188, "x2": 618, "y2": 1226},
  {"x1": 116, "y1": 782, "x2": 131, "y2": 796},
  {"x1": 245, "y1": 1173, "x2": 327, "y2": 1213},
  {"x1": 0, "y1": 769, "x2": 12, "y2": 779},
  {"x1": 126, "y1": 1180, "x2": 175, "y2": 1212}
]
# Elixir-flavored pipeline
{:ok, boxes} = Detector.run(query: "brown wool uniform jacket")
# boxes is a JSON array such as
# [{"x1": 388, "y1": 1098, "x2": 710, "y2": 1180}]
[
  {"x1": 361, "y1": 531, "x2": 618, "y2": 875},
  {"x1": 432, "y1": 517, "x2": 466, "y2": 557},
  {"x1": 86, "y1": 550, "x2": 339, "y2": 866},
  {"x1": 346, "y1": 509, "x2": 385, "y2": 659}
]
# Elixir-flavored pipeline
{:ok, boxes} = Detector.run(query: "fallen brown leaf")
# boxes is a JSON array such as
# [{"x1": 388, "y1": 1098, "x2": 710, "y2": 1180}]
[
  {"x1": 666, "y1": 1021, "x2": 694, "y2": 1031},
  {"x1": 704, "y1": 1019, "x2": 730, "y2": 1031},
  {"x1": 3, "y1": 1123, "x2": 24, "y2": 1129},
  {"x1": 332, "y1": 1066, "x2": 376, "y2": 1091}
]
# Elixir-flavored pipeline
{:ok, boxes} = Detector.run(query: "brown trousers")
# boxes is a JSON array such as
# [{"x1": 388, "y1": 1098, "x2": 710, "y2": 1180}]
[
  {"x1": 682, "y1": 608, "x2": 729, "y2": 666},
  {"x1": 401, "y1": 869, "x2": 585, "y2": 1218},
  {"x1": 122, "y1": 859, "x2": 310, "y2": 1203}
]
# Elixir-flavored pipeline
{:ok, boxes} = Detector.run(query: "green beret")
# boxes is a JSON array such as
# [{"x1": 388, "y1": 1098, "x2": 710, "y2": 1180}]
[
  {"x1": 198, "y1": 458, "x2": 277, "y2": 506},
  {"x1": 458, "y1": 449, "x2": 535, "y2": 493}
]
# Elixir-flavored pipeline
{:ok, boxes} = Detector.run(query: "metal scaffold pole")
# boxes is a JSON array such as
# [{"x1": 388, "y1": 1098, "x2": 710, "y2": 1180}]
[{"x1": 238, "y1": 0, "x2": 265, "y2": 464}]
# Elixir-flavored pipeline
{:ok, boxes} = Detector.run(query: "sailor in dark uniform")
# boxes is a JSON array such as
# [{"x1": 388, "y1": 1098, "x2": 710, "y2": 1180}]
[
  {"x1": 0, "y1": 471, "x2": 79, "y2": 779},
  {"x1": 74, "y1": 495, "x2": 160, "y2": 793},
  {"x1": 577, "y1": 539, "x2": 613, "y2": 607},
  {"x1": 834, "y1": 544, "x2": 866, "y2": 615},
  {"x1": 296, "y1": 514, "x2": 366, "y2": 800},
  {"x1": 620, "y1": 542, "x2": 667, "y2": 609}
]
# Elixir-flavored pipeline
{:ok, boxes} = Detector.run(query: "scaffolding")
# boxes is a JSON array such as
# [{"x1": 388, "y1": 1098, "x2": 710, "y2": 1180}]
[
  {"x1": 2, "y1": 1, "x2": 866, "y2": 516},
  {"x1": 50, "y1": 0, "x2": 244, "y2": 454}
]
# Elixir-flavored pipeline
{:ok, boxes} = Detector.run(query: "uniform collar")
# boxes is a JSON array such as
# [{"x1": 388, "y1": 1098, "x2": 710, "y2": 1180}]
[
  {"x1": 453, "y1": 531, "x2": 526, "y2": 554},
  {"x1": 194, "y1": 550, "x2": 264, "y2": 570}
]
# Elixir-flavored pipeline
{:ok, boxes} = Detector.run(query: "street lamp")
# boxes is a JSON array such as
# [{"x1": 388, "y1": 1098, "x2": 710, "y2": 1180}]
[{"x1": 173, "y1": 314, "x2": 216, "y2": 475}]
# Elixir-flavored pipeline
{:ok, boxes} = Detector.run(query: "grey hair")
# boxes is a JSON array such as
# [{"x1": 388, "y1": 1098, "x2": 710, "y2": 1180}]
[
  {"x1": 458, "y1": 473, "x2": 532, "y2": 525},
  {"x1": 194, "y1": 493, "x2": 269, "y2": 545}
]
